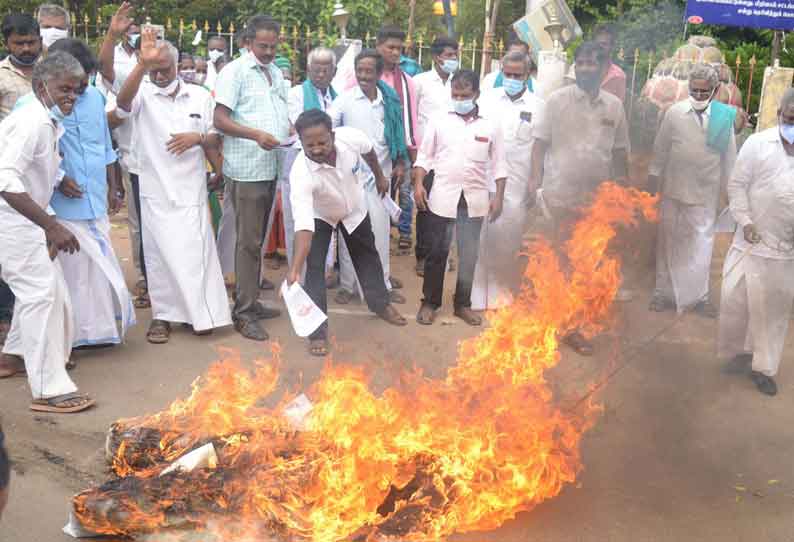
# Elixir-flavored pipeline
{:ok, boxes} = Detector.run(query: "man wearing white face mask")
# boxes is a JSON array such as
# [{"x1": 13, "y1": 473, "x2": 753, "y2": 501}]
[
  {"x1": 648, "y1": 63, "x2": 736, "y2": 318},
  {"x1": 413, "y1": 70, "x2": 507, "y2": 327},
  {"x1": 472, "y1": 51, "x2": 543, "y2": 311},
  {"x1": 36, "y1": 4, "x2": 70, "y2": 50},
  {"x1": 718, "y1": 89, "x2": 794, "y2": 397},
  {"x1": 205, "y1": 36, "x2": 228, "y2": 89}
]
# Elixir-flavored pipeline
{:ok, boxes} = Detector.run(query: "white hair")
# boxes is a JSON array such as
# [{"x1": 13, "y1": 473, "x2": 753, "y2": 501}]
[
  {"x1": 32, "y1": 50, "x2": 84, "y2": 87},
  {"x1": 689, "y1": 63, "x2": 719, "y2": 89},
  {"x1": 308, "y1": 47, "x2": 337, "y2": 69},
  {"x1": 162, "y1": 40, "x2": 179, "y2": 66},
  {"x1": 37, "y1": 4, "x2": 71, "y2": 29}
]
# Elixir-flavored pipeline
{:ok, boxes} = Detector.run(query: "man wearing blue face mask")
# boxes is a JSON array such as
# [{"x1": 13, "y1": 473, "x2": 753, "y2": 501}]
[
  {"x1": 718, "y1": 89, "x2": 794, "y2": 397},
  {"x1": 413, "y1": 70, "x2": 507, "y2": 327},
  {"x1": 648, "y1": 63, "x2": 736, "y2": 318},
  {"x1": 482, "y1": 35, "x2": 535, "y2": 94},
  {"x1": 412, "y1": 36, "x2": 459, "y2": 268}
]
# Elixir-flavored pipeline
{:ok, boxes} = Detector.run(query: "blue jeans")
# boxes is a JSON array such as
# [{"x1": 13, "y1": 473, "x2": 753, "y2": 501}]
[
  {"x1": 0, "y1": 279, "x2": 14, "y2": 321},
  {"x1": 398, "y1": 179, "x2": 413, "y2": 236}
]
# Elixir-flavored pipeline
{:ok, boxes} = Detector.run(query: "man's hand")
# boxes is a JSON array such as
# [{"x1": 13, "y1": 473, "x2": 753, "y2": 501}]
[
  {"x1": 391, "y1": 161, "x2": 406, "y2": 189},
  {"x1": 489, "y1": 196, "x2": 504, "y2": 223},
  {"x1": 139, "y1": 28, "x2": 161, "y2": 69},
  {"x1": 647, "y1": 174, "x2": 661, "y2": 195},
  {"x1": 109, "y1": 2, "x2": 134, "y2": 39},
  {"x1": 166, "y1": 132, "x2": 202, "y2": 155},
  {"x1": 59, "y1": 176, "x2": 83, "y2": 199},
  {"x1": 375, "y1": 173, "x2": 389, "y2": 196},
  {"x1": 287, "y1": 266, "x2": 301, "y2": 286},
  {"x1": 743, "y1": 223, "x2": 762, "y2": 244},
  {"x1": 108, "y1": 187, "x2": 124, "y2": 215},
  {"x1": 414, "y1": 180, "x2": 428, "y2": 212},
  {"x1": 207, "y1": 172, "x2": 224, "y2": 192},
  {"x1": 254, "y1": 131, "x2": 280, "y2": 151},
  {"x1": 45, "y1": 221, "x2": 79, "y2": 259}
]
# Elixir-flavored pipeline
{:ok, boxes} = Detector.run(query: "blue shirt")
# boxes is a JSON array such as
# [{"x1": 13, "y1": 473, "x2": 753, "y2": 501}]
[{"x1": 49, "y1": 87, "x2": 117, "y2": 220}]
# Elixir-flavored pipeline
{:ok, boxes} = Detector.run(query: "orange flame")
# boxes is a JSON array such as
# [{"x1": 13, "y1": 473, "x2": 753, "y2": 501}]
[{"x1": 74, "y1": 183, "x2": 658, "y2": 541}]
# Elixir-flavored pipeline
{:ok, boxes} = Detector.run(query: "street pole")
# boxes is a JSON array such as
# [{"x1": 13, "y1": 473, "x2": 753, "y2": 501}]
[
  {"x1": 442, "y1": 0, "x2": 455, "y2": 37},
  {"x1": 772, "y1": 30, "x2": 782, "y2": 66}
]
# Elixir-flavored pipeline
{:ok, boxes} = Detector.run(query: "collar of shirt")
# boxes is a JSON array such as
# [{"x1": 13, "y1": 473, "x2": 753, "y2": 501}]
[
  {"x1": 444, "y1": 107, "x2": 482, "y2": 122},
  {"x1": 687, "y1": 100, "x2": 711, "y2": 117},
  {"x1": 572, "y1": 84, "x2": 605, "y2": 105},
  {"x1": 426, "y1": 66, "x2": 451, "y2": 86},
  {"x1": 0, "y1": 56, "x2": 30, "y2": 80},
  {"x1": 353, "y1": 84, "x2": 383, "y2": 104}
]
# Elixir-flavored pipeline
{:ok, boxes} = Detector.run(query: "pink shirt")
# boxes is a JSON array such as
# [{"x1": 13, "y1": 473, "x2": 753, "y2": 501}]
[
  {"x1": 345, "y1": 68, "x2": 420, "y2": 151},
  {"x1": 414, "y1": 109, "x2": 507, "y2": 219},
  {"x1": 601, "y1": 62, "x2": 627, "y2": 103}
]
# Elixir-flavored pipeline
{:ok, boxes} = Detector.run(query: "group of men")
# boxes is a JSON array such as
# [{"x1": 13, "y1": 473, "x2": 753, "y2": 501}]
[{"x1": 0, "y1": 3, "x2": 791, "y2": 416}]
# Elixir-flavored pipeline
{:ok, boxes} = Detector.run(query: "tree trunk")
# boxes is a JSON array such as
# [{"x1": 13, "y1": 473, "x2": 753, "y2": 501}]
[
  {"x1": 407, "y1": 0, "x2": 417, "y2": 52},
  {"x1": 442, "y1": 0, "x2": 455, "y2": 38}
]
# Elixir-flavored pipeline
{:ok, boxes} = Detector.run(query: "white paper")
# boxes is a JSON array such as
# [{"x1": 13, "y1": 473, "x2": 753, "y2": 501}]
[
  {"x1": 63, "y1": 511, "x2": 103, "y2": 538},
  {"x1": 280, "y1": 280, "x2": 328, "y2": 337},
  {"x1": 535, "y1": 188, "x2": 553, "y2": 220},
  {"x1": 159, "y1": 443, "x2": 218, "y2": 477},
  {"x1": 715, "y1": 206, "x2": 737, "y2": 233},
  {"x1": 282, "y1": 393, "x2": 314, "y2": 431},
  {"x1": 382, "y1": 194, "x2": 402, "y2": 222}
]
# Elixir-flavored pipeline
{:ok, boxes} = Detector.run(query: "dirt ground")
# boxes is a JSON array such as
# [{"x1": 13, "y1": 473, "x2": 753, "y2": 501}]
[{"x1": 2, "y1": 207, "x2": 794, "y2": 542}]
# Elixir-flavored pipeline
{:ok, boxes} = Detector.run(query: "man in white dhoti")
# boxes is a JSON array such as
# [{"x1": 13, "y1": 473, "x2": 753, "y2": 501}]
[
  {"x1": 45, "y1": 38, "x2": 135, "y2": 348},
  {"x1": 0, "y1": 51, "x2": 95, "y2": 413},
  {"x1": 718, "y1": 90, "x2": 794, "y2": 397},
  {"x1": 648, "y1": 63, "x2": 737, "y2": 317},
  {"x1": 114, "y1": 29, "x2": 231, "y2": 344},
  {"x1": 329, "y1": 49, "x2": 408, "y2": 306},
  {"x1": 473, "y1": 52, "x2": 542, "y2": 311}
]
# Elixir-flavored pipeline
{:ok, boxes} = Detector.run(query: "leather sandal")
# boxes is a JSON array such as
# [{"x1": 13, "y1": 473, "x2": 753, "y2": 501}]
[
  {"x1": 416, "y1": 303, "x2": 437, "y2": 325},
  {"x1": 454, "y1": 307, "x2": 482, "y2": 326},
  {"x1": 378, "y1": 304, "x2": 407, "y2": 326}
]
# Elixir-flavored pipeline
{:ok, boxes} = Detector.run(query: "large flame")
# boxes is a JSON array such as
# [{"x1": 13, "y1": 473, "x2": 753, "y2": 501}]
[{"x1": 74, "y1": 183, "x2": 658, "y2": 541}]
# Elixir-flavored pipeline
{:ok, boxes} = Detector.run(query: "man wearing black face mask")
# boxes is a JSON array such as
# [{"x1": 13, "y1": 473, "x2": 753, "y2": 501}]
[{"x1": 530, "y1": 41, "x2": 629, "y2": 357}]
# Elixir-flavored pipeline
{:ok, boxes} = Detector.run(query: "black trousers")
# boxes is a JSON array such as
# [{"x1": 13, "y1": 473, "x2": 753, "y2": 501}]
[
  {"x1": 0, "y1": 280, "x2": 13, "y2": 321},
  {"x1": 130, "y1": 173, "x2": 147, "y2": 282},
  {"x1": 305, "y1": 215, "x2": 389, "y2": 340},
  {"x1": 422, "y1": 196, "x2": 483, "y2": 310},
  {"x1": 415, "y1": 170, "x2": 434, "y2": 261}
]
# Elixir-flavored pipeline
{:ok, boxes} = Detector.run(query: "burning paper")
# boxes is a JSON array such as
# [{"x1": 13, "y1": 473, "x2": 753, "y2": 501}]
[{"x1": 71, "y1": 183, "x2": 658, "y2": 541}]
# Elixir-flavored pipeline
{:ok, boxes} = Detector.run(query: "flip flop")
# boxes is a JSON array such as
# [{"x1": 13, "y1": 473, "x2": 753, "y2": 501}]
[
  {"x1": 146, "y1": 320, "x2": 171, "y2": 344},
  {"x1": 398, "y1": 236, "x2": 412, "y2": 250},
  {"x1": 378, "y1": 305, "x2": 407, "y2": 326},
  {"x1": 388, "y1": 290, "x2": 407, "y2": 304},
  {"x1": 309, "y1": 338, "x2": 329, "y2": 357},
  {"x1": 335, "y1": 289, "x2": 355, "y2": 305},
  {"x1": 30, "y1": 392, "x2": 96, "y2": 413},
  {"x1": 390, "y1": 276, "x2": 404, "y2": 290},
  {"x1": 416, "y1": 303, "x2": 437, "y2": 325},
  {"x1": 454, "y1": 307, "x2": 482, "y2": 326},
  {"x1": 0, "y1": 357, "x2": 26, "y2": 378}
]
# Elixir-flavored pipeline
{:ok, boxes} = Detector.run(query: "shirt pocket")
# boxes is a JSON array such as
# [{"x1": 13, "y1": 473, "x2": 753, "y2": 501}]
[
  {"x1": 467, "y1": 136, "x2": 491, "y2": 162},
  {"x1": 516, "y1": 118, "x2": 533, "y2": 142}
]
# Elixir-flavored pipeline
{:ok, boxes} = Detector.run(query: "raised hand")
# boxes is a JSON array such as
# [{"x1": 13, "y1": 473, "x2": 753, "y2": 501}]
[
  {"x1": 109, "y1": 2, "x2": 134, "y2": 39},
  {"x1": 139, "y1": 27, "x2": 160, "y2": 69}
]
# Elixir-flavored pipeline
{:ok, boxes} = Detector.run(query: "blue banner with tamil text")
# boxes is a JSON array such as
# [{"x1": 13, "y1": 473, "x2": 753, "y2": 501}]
[{"x1": 686, "y1": 0, "x2": 794, "y2": 30}]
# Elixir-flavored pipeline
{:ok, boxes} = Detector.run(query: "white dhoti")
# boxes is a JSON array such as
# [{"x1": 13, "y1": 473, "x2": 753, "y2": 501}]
[
  {"x1": 0, "y1": 216, "x2": 77, "y2": 399},
  {"x1": 718, "y1": 247, "x2": 794, "y2": 377},
  {"x1": 471, "y1": 201, "x2": 527, "y2": 311},
  {"x1": 655, "y1": 197, "x2": 717, "y2": 311},
  {"x1": 141, "y1": 198, "x2": 232, "y2": 331},
  {"x1": 57, "y1": 217, "x2": 136, "y2": 347},
  {"x1": 339, "y1": 181, "x2": 391, "y2": 296}
]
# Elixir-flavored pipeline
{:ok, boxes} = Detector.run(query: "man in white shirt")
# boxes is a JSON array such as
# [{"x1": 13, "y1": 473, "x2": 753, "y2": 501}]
[
  {"x1": 413, "y1": 70, "x2": 507, "y2": 327},
  {"x1": 205, "y1": 35, "x2": 228, "y2": 90},
  {"x1": 288, "y1": 110, "x2": 407, "y2": 357},
  {"x1": 472, "y1": 52, "x2": 543, "y2": 311},
  {"x1": 412, "y1": 36, "x2": 459, "y2": 271},
  {"x1": 648, "y1": 64, "x2": 737, "y2": 317},
  {"x1": 330, "y1": 49, "x2": 408, "y2": 306},
  {"x1": 36, "y1": 3, "x2": 70, "y2": 50},
  {"x1": 0, "y1": 51, "x2": 95, "y2": 413},
  {"x1": 113, "y1": 29, "x2": 231, "y2": 344},
  {"x1": 718, "y1": 90, "x2": 794, "y2": 397}
]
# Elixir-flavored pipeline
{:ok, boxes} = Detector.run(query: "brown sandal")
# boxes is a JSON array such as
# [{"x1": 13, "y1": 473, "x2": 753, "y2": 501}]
[
  {"x1": 30, "y1": 392, "x2": 95, "y2": 413},
  {"x1": 335, "y1": 289, "x2": 356, "y2": 305},
  {"x1": 416, "y1": 303, "x2": 437, "y2": 325},
  {"x1": 0, "y1": 354, "x2": 25, "y2": 378},
  {"x1": 454, "y1": 307, "x2": 482, "y2": 326},
  {"x1": 146, "y1": 319, "x2": 171, "y2": 344},
  {"x1": 134, "y1": 292, "x2": 151, "y2": 309},
  {"x1": 378, "y1": 304, "x2": 407, "y2": 326},
  {"x1": 309, "y1": 338, "x2": 329, "y2": 357}
]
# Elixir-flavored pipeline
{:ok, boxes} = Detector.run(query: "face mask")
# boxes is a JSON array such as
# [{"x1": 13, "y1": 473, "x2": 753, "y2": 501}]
[
  {"x1": 689, "y1": 88, "x2": 715, "y2": 112},
  {"x1": 179, "y1": 69, "x2": 196, "y2": 83},
  {"x1": 575, "y1": 71, "x2": 601, "y2": 93},
  {"x1": 127, "y1": 33, "x2": 140, "y2": 48},
  {"x1": 42, "y1": 82, "x2": 66, "y2": 122},
  {"x1": 503, "y1": 77, "x2": 525, "y2": 97},
  {"x1": 154, "y1": 78, "x2": 179, "y2": 95},
  {"x1": 452, "y1": 98, "x2": 476, "y2": 116},
  {"x1": 208, "y1": 49, "x2": 225, "y2": 62},
  {"x1": 441, "y1": 59, "x2": 458, "y2": 75},
  {"x1": 9, "y1": 52, "x2": 39, "y2": 66},
  {"x1": 41, "y1": 27, "x2": 69, "y2": 48},
  {"x1": 781, "y1": 119, "x2": 794, "y2": 144}
]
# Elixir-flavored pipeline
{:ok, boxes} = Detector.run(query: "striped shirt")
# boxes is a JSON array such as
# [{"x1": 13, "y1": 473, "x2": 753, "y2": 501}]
[{"x1": 214, "y1": 52, "x2": 290, "y2": 182}]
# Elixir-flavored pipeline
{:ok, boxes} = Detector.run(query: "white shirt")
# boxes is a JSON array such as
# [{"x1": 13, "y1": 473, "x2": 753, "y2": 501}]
[
  {"x1": 113, "y1": 43, "x2": 138, "y2": 91},
  {"x1": 0, "y1": 98, "x2": 63, "y2": 214},
  {"x1": 290, "y1": 126, "x2": 374, "y2": 234},
  {"x1": 480, "y1": 87, "x2": 543, "y2": 204},
  {"x1": 728, "y1": 127, "x2": 794, "y2": 259},
  {"x1": 329, "y1": 86, "x2": 391, "y2": 177},
  {"x1": 287, "y1": 82, "x2": 335, "y2": 124},
  {"x1": 115, "y1": 81, "x2": 215, "y2": 206},
  {"x1": 413, "y1": 67, "x2": 452, "y2": 144},
  {"x1": 414, "y1": 108, "x2": 507, "y2": 219}
]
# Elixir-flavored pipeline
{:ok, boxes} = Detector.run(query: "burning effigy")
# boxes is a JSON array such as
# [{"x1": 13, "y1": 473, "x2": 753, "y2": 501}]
[{"x1": 67, "y1": 183, "x2": 658, "y2": 541}]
